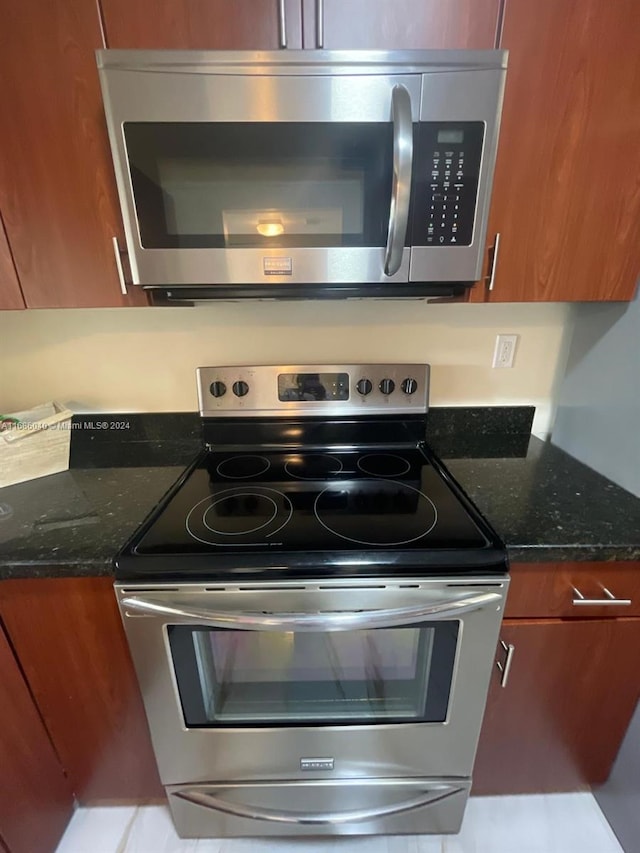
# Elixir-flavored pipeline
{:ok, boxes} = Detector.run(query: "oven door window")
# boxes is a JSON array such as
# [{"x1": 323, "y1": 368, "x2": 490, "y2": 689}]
[
  {"x1": 168, "y1": 622, "x2": 458, "y2": 727},
  {"x1": 123, "y1": 123, "x2": 394, "y2": 250}
]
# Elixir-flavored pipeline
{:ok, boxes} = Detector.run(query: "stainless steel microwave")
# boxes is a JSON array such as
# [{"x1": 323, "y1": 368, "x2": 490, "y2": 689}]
[{"x1": 97, "y1": 50, "x2": 507, "y2": 300}]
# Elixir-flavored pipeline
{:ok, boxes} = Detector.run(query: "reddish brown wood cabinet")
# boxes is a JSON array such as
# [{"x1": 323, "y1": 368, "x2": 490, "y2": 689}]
[
  {"x1": 301, "y1": 0, "x2": 500, "y2": 49},
  {"x1": 504, "y1": 561, "x2": 640, "y2": 620},
  {"x1": 100, "y1": 0, "x2": 302, "y2": 49},
  {"x1": 473, "y1": 562, "x2": 640, "y2": 794},
  {"x1": 0, "y1": 577, "x2": 162, "y2": 804},
  {"x1": 0, "y1": 214, "x2": 24, "y2": 310},
  {"x1": 472, "y1": 0, "x2": 640, "y2": 302},
  {"x1": 0, "y1": 623, "x2": 74, "y2": 852},
  {"x1": 0, "y1": 0, "x2": 145, "y2": 308}
]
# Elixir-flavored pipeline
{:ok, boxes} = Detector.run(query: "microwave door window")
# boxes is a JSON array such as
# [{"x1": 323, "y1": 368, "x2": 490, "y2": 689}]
[{"x1": 123, "y1": 123, "x2": 394, "y2": 249}]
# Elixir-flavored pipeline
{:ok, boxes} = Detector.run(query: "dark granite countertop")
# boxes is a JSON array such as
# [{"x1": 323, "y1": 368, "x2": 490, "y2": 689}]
[
  {"x1": 435, "y1": 437, "x2": 640, "y2": 564},
  {"x1": 0, "y1": 409, "x2": 638, "y2": 579}
]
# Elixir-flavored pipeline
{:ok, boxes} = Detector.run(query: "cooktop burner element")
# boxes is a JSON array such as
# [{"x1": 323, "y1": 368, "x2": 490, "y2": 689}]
[
  {"x1": 357, "y1": 453, "x2": 412, "y2": 478},
  {"x1": 216, "y1": 455, "x2": 270, "y2": 479},
  {"x1": 186, "y1": 486, "x2": 293, "y2": 545},
  {"x1": 284, "y1": 454, "x2": 343, "y2": 480},
  {"x1": 314, "y1": 480, "x2": 437, "y2": 546}
]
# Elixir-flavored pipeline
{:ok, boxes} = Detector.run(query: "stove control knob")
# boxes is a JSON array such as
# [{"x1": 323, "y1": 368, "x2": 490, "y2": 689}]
[
  {"x1": 356, "y1": 378, "x2": 372, "y2": 396},
  {"x1": 379, "y1": 378, "x2": 395, "y2": 396},
  {"x1": 401, "y1": 377, "x2": 418, "y2": 395},
  {"x1": 232, "y1": 380, "x2": 249, "y2": 398},
  {"x1": 209, "y1": 381, "x2": 227, "y2": 398}
]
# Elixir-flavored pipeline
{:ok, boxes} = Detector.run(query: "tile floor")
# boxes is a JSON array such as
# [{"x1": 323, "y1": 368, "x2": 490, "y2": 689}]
[{"x1": 55, "y1": 793, "x2": 624, "y2": 853}]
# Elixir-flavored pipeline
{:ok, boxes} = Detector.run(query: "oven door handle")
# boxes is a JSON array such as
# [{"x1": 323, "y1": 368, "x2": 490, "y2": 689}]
[
  {"x1": 172, "y1": 782, "x2": 464, "y2": 825},
  {"x1": 384, "y1": 83, "x2": 413, "y2": 277},
  {"x1": 120, "y1": 591, "x2": 502, "y2": 630}
]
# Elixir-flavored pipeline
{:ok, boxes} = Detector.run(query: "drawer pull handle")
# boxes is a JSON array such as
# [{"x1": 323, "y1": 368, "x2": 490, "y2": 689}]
[
  {"x1": 278, "y1": 0, "x2": 288, "y2": 48},
  {"x1": 485, "y1": 232, "x2": 500, "y2": 291},
  {"x1": 316, "y1": 0, "x2": 325, "y2": 48},
  {"x1": 571, "y1": 586, "x2": 632, "y2": 607},
  {"x1": 496, "y1": 639, "x2": 515, "y2": 688},
  {"x1": 112, "y1": 236, "x2": 128, "y2": 296}
]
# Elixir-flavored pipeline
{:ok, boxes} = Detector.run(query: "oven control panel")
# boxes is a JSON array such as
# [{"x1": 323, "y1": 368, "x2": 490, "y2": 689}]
[{"x1": 197, "y1": 364, "x2": 430, "y2": 418}]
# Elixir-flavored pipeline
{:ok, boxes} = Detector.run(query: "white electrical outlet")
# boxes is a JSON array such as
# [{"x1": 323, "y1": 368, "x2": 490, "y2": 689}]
[{"x1": 492, "y1": 334, "x2": 518, "y2": 368}]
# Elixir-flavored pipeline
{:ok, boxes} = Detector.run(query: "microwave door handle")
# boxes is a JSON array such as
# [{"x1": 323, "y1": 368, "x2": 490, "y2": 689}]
[
  {"x1": 173, "y1": 782, "x2": 464, "y2": 825},
  {"x1": 384, "y1": 84, "x2": 414, "y2": 277},
  {"x1": 120, "y1": 591, "x2": 501, "y2": 630}
]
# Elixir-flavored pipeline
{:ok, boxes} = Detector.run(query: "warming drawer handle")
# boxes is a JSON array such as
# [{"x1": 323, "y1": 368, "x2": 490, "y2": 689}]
[
  {"x1": 121, "y1": 591, "x2": 502, "y2": 631},
  {"x1": 173, "y1": 783, "x2": 464, "y2": 825},
  {"x1": 384, "y1": 84, "x2": 413, "y2": 277}
]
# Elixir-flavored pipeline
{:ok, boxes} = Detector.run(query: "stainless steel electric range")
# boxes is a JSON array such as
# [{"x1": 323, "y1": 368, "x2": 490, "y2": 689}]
[{"x1": 115, "y1": 364, "x2": 509, "y2": 839}]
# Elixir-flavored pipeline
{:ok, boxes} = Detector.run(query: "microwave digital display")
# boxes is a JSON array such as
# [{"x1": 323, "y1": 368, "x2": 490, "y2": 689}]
[{"x1": 437, "y1": 129, "x2": 464, "y2": 144}]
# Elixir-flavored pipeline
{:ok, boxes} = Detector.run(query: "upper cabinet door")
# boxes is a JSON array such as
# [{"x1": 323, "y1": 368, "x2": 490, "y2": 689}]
[
  {"x1": 101, "y1": 0, "x2": 303, "y2": 49},
  {"x1": 0, "y1": 0, "x2": 144, "y2": 308},
  {"x1": 0, "y1": 213, "x2": 24, "y2": 310},
  {"x1": 476, "y1": 0, "x2": 640, "y2": 302},
  {"x1": 302, "y1": 0, "x2": 501, "y2": 49}
]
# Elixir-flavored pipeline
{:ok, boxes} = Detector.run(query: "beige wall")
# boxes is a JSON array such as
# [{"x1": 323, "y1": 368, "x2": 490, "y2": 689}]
[{"x1": 0, "y1": 301, "x2": 572, "y2": 436}]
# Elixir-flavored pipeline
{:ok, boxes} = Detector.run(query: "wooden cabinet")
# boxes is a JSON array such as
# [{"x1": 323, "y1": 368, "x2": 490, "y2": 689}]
[
  {"x1": 473, "y1": 562, "x2": 640, "y2": 794},
  {"x1": 101, "y1": 0, "x2": 496, "y2": 52},
  {"x1": 0, "y1": 0, "x2": 146, "y2": 308},
  {"x1": 101, "y1": 0, "x2": 303, "y2": 49},
  {"x1": 0, "y1": 214, "x2": 24, "y2": 310},
  {"x1": 471, "y1": 0, "x2": 640, "y2": 302},
  {"x1": 301, "y1": 0, "x2": 501, "y2": 49},
  {"x1": 0, "y1": 577, "x2": 162, "y2": 804},
  {"x1": 505, "y1": 561, "x2": 640, "y2": 620},
  {"x1": 0, "y1": 621, "x2": 74, "y2": 852}
]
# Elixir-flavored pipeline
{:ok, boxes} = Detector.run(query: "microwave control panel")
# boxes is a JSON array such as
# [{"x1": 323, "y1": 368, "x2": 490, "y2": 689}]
[{"x1": 411, "y1": 122, "x2": 485, "y2": 248}]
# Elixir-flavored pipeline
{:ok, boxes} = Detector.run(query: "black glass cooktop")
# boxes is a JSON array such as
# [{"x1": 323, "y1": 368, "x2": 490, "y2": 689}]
[{"x1": 132, "y1": 449, "x2": 492, "y2": 558}]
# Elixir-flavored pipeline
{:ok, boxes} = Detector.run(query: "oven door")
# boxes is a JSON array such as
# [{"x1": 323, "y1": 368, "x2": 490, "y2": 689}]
[
  {"x1": 117, "y1": 578, "x2": 508, "y2": 784},
  {"x1": 98, "y1": 56, "x2": 420, "y2": 288}
]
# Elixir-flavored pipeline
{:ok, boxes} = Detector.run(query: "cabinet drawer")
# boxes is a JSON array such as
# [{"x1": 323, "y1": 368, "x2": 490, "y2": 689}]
[{"x1": 505, "y1": 562, "x2": 640, "y2": 619}]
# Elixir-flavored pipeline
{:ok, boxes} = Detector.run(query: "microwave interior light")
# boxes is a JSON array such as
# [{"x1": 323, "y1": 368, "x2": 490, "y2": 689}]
[{"x1": 257, "y1": 219, "x2": 284, "y2": 237}]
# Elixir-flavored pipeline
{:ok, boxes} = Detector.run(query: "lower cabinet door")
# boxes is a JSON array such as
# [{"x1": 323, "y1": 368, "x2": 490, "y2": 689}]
[
  {"x1": 0, "y1": 625, "x2": 74, "y2": 853},
  {"x1": 0, "y1": 214, "x2": 24, "y2": 310},
  {"x1": 473, "y1": 617, "x2": 640, "y2": 794},
  {"x1": 0, "y1": 577, "x2": 163, "y2": 804}
]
